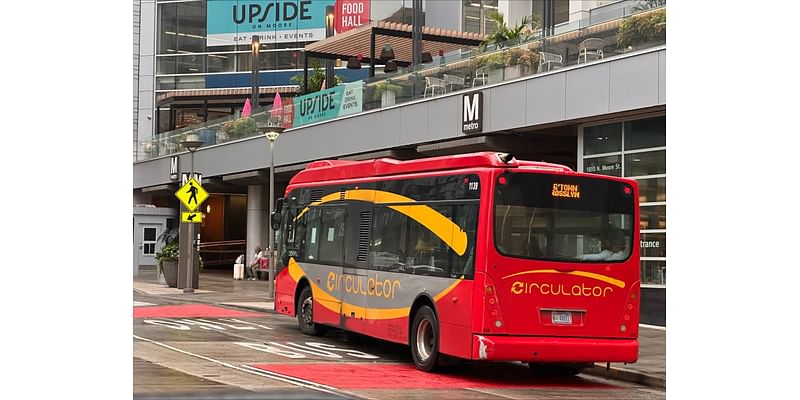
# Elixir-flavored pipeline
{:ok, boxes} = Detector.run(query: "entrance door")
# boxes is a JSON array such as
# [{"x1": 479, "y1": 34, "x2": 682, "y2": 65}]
[{"x1": 136, "y1": 224, "x2": 161, "y2": 269}]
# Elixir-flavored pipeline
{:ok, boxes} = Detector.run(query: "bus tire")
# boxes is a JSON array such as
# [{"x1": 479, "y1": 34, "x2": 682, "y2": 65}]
[
  {"x1": 297, "y1": 286, "x2": 326, "y2": 336},
  {"x1": 410, "y1": 305, "x2": 440, "y2": 371}
]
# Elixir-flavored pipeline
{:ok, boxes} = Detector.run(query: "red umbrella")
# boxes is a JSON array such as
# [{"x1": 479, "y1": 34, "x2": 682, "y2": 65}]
[{"x1": 241, "y1": 98, "x2": 252, "y2": 117}]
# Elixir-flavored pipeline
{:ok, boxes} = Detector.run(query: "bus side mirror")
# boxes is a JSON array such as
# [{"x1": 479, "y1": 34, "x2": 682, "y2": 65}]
[
  {"x1": 274, "y1": 198, "x2": 284, "y2": 213},
  {"x1": 271, "y1": 211, "x2": 282, "y2": 231}
]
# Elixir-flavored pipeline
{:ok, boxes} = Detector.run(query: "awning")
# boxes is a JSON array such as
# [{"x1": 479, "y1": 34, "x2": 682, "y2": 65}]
[
  {"x1": 304, "y1": 20, "x2": 484, "y2": 65},
  {"x1": 156, "y1": 86, "x2": 299, "y2": 105}
]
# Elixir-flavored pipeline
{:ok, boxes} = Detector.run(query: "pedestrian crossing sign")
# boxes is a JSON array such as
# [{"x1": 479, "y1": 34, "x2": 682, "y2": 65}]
[
  {"x1": 181, "y1": 211, "x2": 204, "y2": 223},
  {"x1": 175, "y1": 177, "x2": 208, "y2": 212}
]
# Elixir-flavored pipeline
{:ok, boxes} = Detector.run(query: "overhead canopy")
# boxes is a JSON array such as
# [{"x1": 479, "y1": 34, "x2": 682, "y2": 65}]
[{"x1": 304, "y1": 20, "x2": 484, "y2": 65}]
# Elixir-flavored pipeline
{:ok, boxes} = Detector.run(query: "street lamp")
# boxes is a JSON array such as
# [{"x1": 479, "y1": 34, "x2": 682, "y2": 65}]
[
  {"x1": 257, "y1": 118, "x2": 285, "y2": 300},
  {"x1": 180, "y1": 133, "x2": 203, "y2": 294},
  {"x1": 324, "y1": 6, "x2": 335, "y2": 89},
  {"x1": 251, "y1": 35, "x2": 260, "y2": 109}
]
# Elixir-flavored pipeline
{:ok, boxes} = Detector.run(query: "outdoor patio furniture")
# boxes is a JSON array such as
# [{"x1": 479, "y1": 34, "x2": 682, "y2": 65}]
[
  {"x1": 472, "y1": 66, "x2": 489, "y2": 86},
  {"x1": 578, "y1": 38, "x2": 604, "y2": 63},
  {"x1": 537, "y1": 51, "x2": 563, "y2": 73},
  {"x1": 423, "y1": 76, "x2": 446, "y2": 97},
  {"x1": 443, "y1": 74, "x2": 465, "y2": 92}
]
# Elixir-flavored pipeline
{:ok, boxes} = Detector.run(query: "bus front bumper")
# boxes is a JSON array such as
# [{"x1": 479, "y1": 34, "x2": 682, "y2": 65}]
[{"x1": 472, "y1": 334, "x2": 639, "y2": 363}]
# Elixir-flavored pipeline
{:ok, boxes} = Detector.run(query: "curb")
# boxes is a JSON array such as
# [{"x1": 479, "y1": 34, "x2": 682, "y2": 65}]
[{"x1": 584, "y1": 364, "x2": 665, "y2": 389}]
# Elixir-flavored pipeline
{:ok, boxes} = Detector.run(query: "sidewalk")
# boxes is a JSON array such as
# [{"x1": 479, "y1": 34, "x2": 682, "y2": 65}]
[{"x1": 133, "y1": 268, "x2": 665, "y2": 389}]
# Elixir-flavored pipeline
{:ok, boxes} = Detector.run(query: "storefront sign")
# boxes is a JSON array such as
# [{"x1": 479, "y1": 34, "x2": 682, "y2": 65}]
[
  {"x1": 293, "y1": 82, "x2": 363, "y2": 126},
  {"x1": 335, "y1": 0, "x2": 370, "y2": 33},
  {"x1": 462, "y1": 91, "x2": 483, "y2": 134},
  {"x1": 207, "y1": 0, "x2": 335, "y2": 46}
]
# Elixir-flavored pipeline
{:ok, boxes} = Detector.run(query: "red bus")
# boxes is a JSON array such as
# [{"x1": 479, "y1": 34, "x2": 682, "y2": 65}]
[{"x1": 271, "y1": 152, "x2": 639, "y2": 373}]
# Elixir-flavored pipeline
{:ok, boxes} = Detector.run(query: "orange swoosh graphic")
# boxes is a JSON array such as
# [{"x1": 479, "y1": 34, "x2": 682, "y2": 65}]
[{"x1": 501, "y1": 269, "x2": 625, "y2": 288}]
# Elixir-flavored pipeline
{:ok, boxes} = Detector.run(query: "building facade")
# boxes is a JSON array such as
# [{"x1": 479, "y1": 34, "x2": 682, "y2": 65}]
[{"x1": 133, "y1": 0, "x2": 666, "y2": 325}]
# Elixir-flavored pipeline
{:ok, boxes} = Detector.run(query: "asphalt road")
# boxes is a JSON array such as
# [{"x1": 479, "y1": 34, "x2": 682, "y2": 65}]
[{"x1": 133, "y1": 293, "x2": 664, "y2": 400}]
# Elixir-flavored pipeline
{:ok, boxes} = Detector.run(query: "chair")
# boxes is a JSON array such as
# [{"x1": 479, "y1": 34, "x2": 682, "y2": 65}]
[
  {"x1": 472, "y1": 66, "x2": 489, "y2": 86},
  {"x1": 442, "y1": 74, "x2": 465, "y2": 92},
  {"x1": 423, "y1": 76, "x2": 446, "y2": 97},
  {"x1": 578, "y1": 38, "x2": 604, "y2": 64},
  {"x1": 537, "y1": 51, "x2": 563, "y2": 73}
]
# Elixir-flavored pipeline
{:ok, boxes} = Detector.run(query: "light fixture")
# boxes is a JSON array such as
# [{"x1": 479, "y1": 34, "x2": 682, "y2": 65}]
[
  {"x1": 180, "y1": 133, "x2": 203, "y2": 153},
  {"x1": 421, "y1": 52, "x2": 433, "y2": 63},
  {"x1": 347, "y1": 56, "x2": 362, "y2": 69},
  {"x1": 380, "y1": 44, "x2": 395, "y2": 60},
  {"x1": 206, "y1": 204, "x2": 211, "y2": 214},
  {"x1": 383, "y1": 59, "x2": 397, "y2": 73}
]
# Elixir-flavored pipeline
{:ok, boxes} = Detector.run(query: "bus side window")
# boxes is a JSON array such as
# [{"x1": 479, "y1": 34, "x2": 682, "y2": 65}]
[
  {"x1": 304, "y1": 208, "x2": 320, "y2": 262},
  {"x1": 370, "y1": 206, "x2": 407, "y2": 272},
  {"x1": 405, "y1": 205, "x2": 451, "y2": 278}
]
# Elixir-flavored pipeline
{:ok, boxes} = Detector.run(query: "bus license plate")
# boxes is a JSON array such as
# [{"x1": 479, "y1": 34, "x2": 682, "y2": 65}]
[{"x1": 552, "y1": 312, "x2": 572, "y2": 325}]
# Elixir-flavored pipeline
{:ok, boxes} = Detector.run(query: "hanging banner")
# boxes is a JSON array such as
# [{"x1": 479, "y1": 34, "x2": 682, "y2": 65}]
[
  {"x1": 207, "y1": 0, "x2": 336, "y2": 46},
  {"x1": 293, "y1": 82, "x2": 363, "y2": 126},
  {"x1": 335, "y1": 0, "x2": 371, "y2": 34}
]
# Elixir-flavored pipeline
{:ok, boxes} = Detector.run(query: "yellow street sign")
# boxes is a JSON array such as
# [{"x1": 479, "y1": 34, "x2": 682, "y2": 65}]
[
  {"x1": 182, "y1": 211, "x2": 204, "y2": 223},
  {"x1": 175, "y1": 177, "x2": 209, "y2": 211}
]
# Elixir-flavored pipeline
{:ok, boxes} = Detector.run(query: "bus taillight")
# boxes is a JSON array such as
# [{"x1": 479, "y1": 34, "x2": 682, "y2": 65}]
[{"x1": 483, "y1": 273, "x2": 506, "y2": 333}]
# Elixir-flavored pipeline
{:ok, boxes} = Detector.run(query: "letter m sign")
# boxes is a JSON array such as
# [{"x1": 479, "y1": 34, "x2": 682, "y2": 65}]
[
  {"x1": 170, "y1": 156, "x2": 179, "y2": 181},
  {"x1": 462, "y1": 91, "x2": 483, "y2": 134}
]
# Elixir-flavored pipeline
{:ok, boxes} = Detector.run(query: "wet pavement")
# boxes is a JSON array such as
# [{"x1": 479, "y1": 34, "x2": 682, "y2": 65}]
[{"x1": 133, "y1": 270, "x2": 666, "y2": 390}]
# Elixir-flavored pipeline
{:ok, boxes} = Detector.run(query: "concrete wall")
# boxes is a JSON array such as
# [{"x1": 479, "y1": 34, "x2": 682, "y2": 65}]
[
  {"x1": 135, "y1": 0, "x2": 156, "y2": 159},
  {"x1": 134, "y1": 48, "x2": 666, "y2": 189},
  {"x1": 425, "y1": 0, "x2": 461, "y2": 31}
]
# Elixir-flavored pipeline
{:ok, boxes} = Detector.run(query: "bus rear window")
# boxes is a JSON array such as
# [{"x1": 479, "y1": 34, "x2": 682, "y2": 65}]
[{"x1": 494, "y1": 173, "x2": 635, "y2": 263}]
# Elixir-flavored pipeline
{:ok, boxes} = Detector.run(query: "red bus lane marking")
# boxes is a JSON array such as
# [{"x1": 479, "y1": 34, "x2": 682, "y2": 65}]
[
  {"x1": 250, "y1": 363, "x2": 616, "y2": 389},
  {"x1": 133, "y1": 304, "x2": 263, "y2": 319}
]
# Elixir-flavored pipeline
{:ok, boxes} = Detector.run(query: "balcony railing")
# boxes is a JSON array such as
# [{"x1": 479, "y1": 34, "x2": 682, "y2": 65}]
[{"x1": 135, "y1": 5, "x2": 665, "y2": 162}]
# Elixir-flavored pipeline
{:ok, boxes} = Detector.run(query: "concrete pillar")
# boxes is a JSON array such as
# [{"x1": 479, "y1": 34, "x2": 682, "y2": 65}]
[{"x1": 246, "y1": 184, "x2": 267, "y2": 267}]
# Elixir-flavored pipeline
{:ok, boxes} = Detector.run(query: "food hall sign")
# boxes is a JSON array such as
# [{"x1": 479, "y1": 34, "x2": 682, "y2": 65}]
[{"x1": 207, "y1": 0, "x2": 335, "y2": 46}]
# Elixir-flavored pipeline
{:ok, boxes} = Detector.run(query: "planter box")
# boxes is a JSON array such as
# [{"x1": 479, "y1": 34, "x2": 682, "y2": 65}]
[
  {"x1": 487, "y1": 68, "x2": 504, "y2": 84},
  {"x1": 162, "y1": 260, "x2": 179, "y2": 288},
  {"x1": 380, "y1": 90, "x2": 396, "y2": 107}
]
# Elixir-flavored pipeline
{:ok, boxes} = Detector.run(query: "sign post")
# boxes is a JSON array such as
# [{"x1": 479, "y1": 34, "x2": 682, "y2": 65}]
[{"x1": 175, "y1": 177, "x2": 208, "y2": 292}]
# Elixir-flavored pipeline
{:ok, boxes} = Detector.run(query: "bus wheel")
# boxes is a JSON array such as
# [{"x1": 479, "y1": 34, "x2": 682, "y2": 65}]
[
  {"x1": 411, "y1": 305, "x2": 440, "y2": 371},
  {"x1": 297, "y1": 286, "x2": 326, "y2": 336},
  {"x1": 528, "y1": 362, "x2": 587, "y2": 376}
]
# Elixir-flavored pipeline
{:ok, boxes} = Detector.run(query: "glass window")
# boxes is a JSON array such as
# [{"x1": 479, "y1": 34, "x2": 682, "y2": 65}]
[
  {"x1": 636, "y1": 177, "x2": 666, "y2": 203},
  {"x1": 625, "y1": 150, "x2": 666, "y2": 177},
  {"x1": 583, "y1": 123, "x2": 622, "y2": 155},
  {"x1": 452, "y1": 204, "x2": 478, "y2": 279},
  {"x1": 142, "y1": 227, "x2": 157, "y2": 256},
  {"x1": 639, "y1": 205, "x2": 666, "y2": 229},
  {"x1": 175, "y1": 1, "x2": 206, "y2": 54},
  {"x1": 584, "y1": 155, "x2": 622, "y2": 176},
  {"x1": 318, "y1": 208, "x2": 346, "y2": 265},
  {"x1": 625, "y1": 117, "x2": 665, "y2": 150},
  {"x1": 303, "y1": 208, "x2": 320, "y2": 262},
  {"x1": 403, "y1": 205, "x2": 452, "y2": 278},
  {"x1": 207, "y1": 53, "x2": 235, "y2": 73},
  {"x1": 641, "y1": 260, "x2": 666, "y2": 285},
  {"x1": 370, "y1": 207, "x2": 409, "y2": 271},
  {"x1": 157, "y1": 3, "x2": 177, "y2": 54},
  {"x1": 462, "y1": 0, "x2": 481, "y2": 33},
  {"x1": 494, "y1": 173, "x2": 635, "y2": 263},
  {"x1": 640, "y1": 232, "x2": 665, "y2": 258}
]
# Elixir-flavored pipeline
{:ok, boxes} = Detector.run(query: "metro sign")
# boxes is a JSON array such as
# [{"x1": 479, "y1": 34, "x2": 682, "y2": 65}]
[{"x1": 462, "y1": 91, "x2": 483, "y2": 134}]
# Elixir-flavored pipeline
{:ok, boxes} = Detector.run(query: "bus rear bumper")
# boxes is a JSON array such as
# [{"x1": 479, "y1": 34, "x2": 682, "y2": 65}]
[{"x1": 471, "y1": 334, "x2": 639, "y2": 363}]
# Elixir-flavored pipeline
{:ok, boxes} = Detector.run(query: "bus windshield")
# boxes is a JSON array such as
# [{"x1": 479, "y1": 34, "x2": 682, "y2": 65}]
[{"x1": 494, "y1": 172, "x2": 635, "y2": 263}]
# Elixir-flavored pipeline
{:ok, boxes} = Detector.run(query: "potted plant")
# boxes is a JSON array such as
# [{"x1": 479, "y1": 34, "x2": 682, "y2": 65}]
[
  {"x1": 222, "y1": 117, "x2": 257, "y2": 140},
  {"x1": 156, "y1": 241, "x2": 180, "y2": 288},
  {"x1": 617, "y1": 8, "x2": 666, "y2": 50},
  {"x1": 503, "y1": 47, "x2": 539, "y2": 79},
  {"x1": 375, "y1": 81, "x2": 403, "y2": 107},
  {"x1": 290, "y1": 59, "x2": 344, "y2": 94}
]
